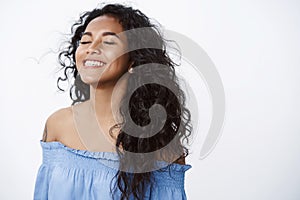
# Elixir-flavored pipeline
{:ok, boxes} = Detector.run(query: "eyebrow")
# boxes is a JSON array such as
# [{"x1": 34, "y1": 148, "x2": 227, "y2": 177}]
[{"x1": 82, "y1": 31, "x2": 120, "y2": 39}]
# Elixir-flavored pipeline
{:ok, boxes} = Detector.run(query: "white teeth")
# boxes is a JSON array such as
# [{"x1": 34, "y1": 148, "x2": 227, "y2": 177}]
[{"x1": 85, "y1": 60, "x2": 106, "y2": 67}]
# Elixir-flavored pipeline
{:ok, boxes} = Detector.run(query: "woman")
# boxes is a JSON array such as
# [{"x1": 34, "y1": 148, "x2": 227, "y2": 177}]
[{"x1": 34, "y1": 3, "x2": 192, "y2": 200}]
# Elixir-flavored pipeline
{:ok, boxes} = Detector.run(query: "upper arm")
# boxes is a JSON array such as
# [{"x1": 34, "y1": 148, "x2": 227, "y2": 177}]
[
  {"x1": 41, "y1": 107, "x2": 69, "y2": 142},
  {"x1": 41, "y1": 122, "x2": 49, "y2": 142}
]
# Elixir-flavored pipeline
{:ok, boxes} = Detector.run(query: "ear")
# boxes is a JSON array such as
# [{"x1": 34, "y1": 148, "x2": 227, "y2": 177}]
[{"x1": 128, "y1": 61, "x2": 134, "y2": 71}]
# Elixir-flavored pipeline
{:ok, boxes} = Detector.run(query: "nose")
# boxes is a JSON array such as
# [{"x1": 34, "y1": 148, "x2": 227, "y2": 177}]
[{"x1": 86, "y1": 42, "x2": 102, "y2": 55}]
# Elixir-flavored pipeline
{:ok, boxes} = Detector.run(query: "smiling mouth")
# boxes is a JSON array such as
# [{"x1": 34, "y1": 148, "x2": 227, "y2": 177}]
[{"x1": 83, "y1": 60, "x2": 107, "y2": 68}]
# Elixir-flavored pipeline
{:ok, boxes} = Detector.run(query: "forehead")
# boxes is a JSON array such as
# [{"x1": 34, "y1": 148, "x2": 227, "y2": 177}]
[{"x1": 85, "y1": 15, "x2": 123, "y2": 33}]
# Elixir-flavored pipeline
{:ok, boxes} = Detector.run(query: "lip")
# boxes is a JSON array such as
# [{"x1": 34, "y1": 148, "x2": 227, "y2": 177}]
[{"x1": 83, "y1": 59, "x2": 107, "y2": 69}]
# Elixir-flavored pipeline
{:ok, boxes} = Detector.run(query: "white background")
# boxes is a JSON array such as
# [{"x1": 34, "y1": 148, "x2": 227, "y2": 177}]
[{"x1": 0, "y1": 0, "x2": 300, "y2": 199}]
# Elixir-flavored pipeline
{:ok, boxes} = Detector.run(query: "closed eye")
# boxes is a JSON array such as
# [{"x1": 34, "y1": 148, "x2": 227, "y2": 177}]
[
  {"x1": 103, "y1": 41, "x2": 116, "y2": 45},
  {"x1": 80, "y1": 41, "x2": 91, "y2": 45}
]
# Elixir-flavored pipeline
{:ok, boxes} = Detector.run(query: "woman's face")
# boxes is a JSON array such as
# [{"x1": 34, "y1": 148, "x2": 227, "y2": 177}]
[{"x1": 75, "y1": 15, "x2": 131, "y2": 87}]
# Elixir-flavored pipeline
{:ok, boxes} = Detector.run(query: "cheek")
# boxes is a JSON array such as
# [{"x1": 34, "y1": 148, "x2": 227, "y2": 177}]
[
  {"x1": 75, "y1": 49, "x2": 83, "y2": 67},
  {"x1": 75, "y1": 48, "x2": 80, "y2": 61},
  {"x1": 105, "y1": 46, "x2": 127, "y2": 62},
  {"x1": 105, "y1": 51, "x2": 120, "y2": 62},
  {"x1": 110, "y1": 51, "x2": 129, "y2": 63},
  {"x1": 116, "y1": 55, "x2": 131, "y2": 73}
]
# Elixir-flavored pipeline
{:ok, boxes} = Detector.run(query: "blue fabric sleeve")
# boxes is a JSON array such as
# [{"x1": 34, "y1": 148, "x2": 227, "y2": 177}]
[{"x1": 33, "y1": 165, "x2": 51, "y2": 200}]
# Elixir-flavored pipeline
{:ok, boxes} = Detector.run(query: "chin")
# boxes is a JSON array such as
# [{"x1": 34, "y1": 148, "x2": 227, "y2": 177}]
[{"x1": 81, "y1": 76, "x2": 101, "y2": 85}]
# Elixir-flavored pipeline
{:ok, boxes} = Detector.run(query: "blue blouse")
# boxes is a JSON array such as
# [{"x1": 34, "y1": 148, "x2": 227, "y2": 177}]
[{"x1": 33, "y1": 140, "x2": 192, "y2": 200}]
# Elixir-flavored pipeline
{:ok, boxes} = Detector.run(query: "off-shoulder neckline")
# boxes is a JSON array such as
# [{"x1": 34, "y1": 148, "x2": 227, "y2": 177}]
[
  {"x1": 39, "y1": 140, "x2": 192, "y2": 172},
  {"x1": 40, "y1": 139, "x2": 120, "y2": 160}
]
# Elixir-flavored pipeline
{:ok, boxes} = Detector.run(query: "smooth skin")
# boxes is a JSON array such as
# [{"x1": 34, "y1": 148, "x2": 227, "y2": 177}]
[{"x1": 42, "y1": 15, "x2": 185, "y2": 164}]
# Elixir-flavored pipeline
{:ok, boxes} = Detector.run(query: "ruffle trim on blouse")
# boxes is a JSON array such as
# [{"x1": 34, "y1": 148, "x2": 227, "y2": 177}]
[
  {"x1": 39, "y1": 140, "x2": 192, "y2": 172},
  {"x1": 155, "y1": 161, "x2": 192, "y2": 172},
  {"x1": 40, "y1": 140, "x2": 119, "y2": 161}
]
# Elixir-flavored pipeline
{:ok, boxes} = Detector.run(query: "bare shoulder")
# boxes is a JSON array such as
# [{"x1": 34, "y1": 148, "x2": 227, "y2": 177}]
[{"x1": 42, "y1": 106, "x2": 73, "y2": 142}]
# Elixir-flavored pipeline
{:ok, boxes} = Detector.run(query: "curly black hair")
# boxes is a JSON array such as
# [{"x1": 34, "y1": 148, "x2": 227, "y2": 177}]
[{"x1": 57, "y1": 3, "x2": 192, "y2": 200}]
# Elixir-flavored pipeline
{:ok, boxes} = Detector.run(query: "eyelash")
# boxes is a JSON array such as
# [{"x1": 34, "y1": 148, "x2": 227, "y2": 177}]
[
  {"x1": 80, "y1": 41, "x2": 90, "y2": 45},
  {"x1": 103, "y1": 41, "x2": 116, "y2": 45},
  {"x1": 79, "y1": 41, "x2": 116, "y2": 45}
]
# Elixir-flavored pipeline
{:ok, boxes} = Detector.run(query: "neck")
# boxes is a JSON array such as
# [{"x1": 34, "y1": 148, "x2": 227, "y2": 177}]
[
  {"x1": 88, "y1": 83, "x2": 115, "y2": 122},
  {"x1": 88, "y1": 79, "x2": 127, "y2": 124}
]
